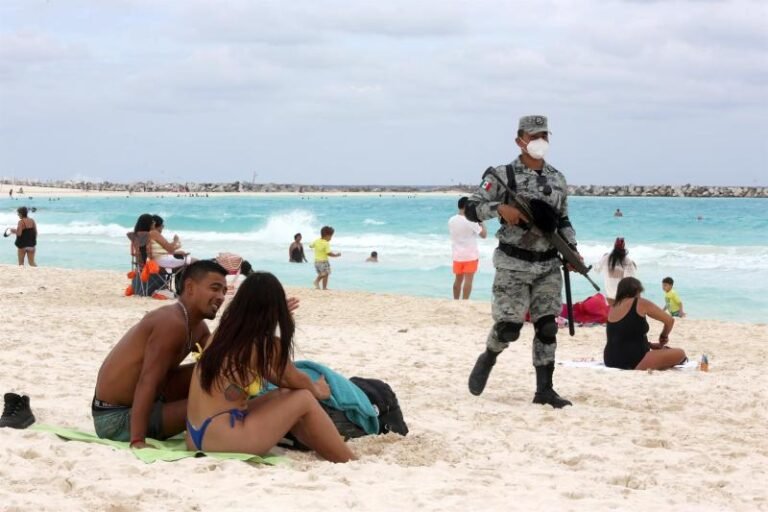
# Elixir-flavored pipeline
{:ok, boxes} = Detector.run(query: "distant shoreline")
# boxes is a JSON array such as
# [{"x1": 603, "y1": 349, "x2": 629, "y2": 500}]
[{"x1": 1, "y1": 180, "x2": 766, "y2": 198}]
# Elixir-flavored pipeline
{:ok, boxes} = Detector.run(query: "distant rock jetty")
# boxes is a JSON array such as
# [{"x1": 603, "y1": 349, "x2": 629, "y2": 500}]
[
  {"x1": 567, "y1": 184, "x2": 767, "y2": 198},
  {"x1": 2, "y1": 179, "x2": 767, "y2": 198}
]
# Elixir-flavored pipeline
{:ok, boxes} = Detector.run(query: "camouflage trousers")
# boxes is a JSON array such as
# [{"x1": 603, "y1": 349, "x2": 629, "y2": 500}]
[{"x1": 486, "y1": 266, "x2": 562, "y2": 366}]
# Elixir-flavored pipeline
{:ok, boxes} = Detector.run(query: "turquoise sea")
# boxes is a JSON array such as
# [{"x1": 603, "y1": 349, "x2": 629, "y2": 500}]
[{"x1": 2, "y1": 194, "x2": 766, "y2": 323}]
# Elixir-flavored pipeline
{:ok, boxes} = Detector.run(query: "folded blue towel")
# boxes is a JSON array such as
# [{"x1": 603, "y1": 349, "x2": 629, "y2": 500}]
[{"x1": 261, "y1": 360, "x2": 379, "y2": 435}]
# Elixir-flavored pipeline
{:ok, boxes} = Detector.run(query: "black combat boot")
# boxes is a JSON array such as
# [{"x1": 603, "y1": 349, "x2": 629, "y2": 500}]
[
  {"x1": 532, "y1": 364, "x2": 572, "y2": 408},
  {"x1": 468, "y1": 349, "x2": 500, "y2": 396},
  {"x1": 0, "y1": 393, "x2": 36, "y2": 429}
]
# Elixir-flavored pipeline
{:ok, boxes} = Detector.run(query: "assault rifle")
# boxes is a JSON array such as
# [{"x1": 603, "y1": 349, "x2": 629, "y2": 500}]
[{"x1": 485, "y1": 169, "x2": 601, "y2": 335}]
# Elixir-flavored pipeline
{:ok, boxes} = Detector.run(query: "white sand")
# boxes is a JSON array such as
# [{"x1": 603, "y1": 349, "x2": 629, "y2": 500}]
[
  {"x1": 1, "y1": 184, "x2": 461, "y2": 198},
  {"x1": 1, "y1": 265, "x2": 766, "y2": 511}
]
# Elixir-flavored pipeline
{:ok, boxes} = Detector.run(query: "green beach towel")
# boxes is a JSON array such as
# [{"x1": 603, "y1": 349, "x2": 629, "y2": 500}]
[{"x1": 31, "y1": 424, "x2": 284, "y2": 465}]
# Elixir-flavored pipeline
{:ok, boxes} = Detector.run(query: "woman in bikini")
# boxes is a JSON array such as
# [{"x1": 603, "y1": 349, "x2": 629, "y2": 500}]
[
  {"x1": 604, "y1": 277, "x2": 687, "y2": 370},
  {"x1": 10, "y1": 206, "x2": 37, "y2": 266},
  {"x1": 185, "y1": 272, "x2": 355, "y2": 463}
]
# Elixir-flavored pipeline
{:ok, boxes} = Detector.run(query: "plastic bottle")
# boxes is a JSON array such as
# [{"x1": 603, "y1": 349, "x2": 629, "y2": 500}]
[{"x1": 699, "y1": 354, "x2": 709, "y2": 372}]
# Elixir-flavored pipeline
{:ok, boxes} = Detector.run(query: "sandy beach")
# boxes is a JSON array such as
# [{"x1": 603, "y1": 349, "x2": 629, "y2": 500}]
[
  {"x1": 1, "y1": 184, "x2": 462, "y2": 198},
  {"x1": 1, "y1": 265, "x2": 767, "y2": 511}
]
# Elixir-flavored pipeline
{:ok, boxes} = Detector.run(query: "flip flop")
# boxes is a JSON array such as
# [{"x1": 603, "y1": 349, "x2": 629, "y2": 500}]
[{"x1": 3, "y1": 228, "x2": 12, "y2": 238}]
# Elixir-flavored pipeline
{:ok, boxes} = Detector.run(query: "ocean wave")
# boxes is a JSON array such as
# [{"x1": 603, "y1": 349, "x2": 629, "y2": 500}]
[
  {"x1": 577, "y1": 241, "x2": 768, "y2": 272},
  {"x1": 19, "y1": 214, "x2": 768, "y2": 273},
  {"x1": 137, "y1": 211, "x2": 267, "y2": 224},
  {"x1": 38, "y1": 222, "x2": 131, "y2": 238},
  {"x1": 4, "y1": 195, "x2": 765, "y2": 323},
  {"x1": 179, "y1": 210, "x2": 318, "y2": 243},
  {"x1": 0, "y1": 212, "x2": 24, "y2": 226}
]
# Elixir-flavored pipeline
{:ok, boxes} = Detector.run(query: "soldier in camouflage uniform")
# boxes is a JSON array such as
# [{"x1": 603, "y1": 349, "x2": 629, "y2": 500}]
[{"x1": 465, "y1": 115, "x2": 579, "y2": 408}]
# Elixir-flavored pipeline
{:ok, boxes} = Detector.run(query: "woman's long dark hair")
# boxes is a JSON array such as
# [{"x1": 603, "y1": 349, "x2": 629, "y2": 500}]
[
  {"x1": 608, "y1": 238, "x2": 628, "y2": 271},
  {"x1": 198, "y1": 272, "x2": 295, "y2": 394},
  {"x1": 134, "y1": 213, "x2": 154, "y2": 233},
  {"x1": 614, "y1": 277, "x2": 644, "y2": 304}
]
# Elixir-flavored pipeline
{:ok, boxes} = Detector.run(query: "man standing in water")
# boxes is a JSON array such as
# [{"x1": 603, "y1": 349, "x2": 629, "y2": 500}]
[
  {"x1": 448, "y1": 196, "x2": 487, "y2": 299},
  {"x1": 465, "y1": 115, "x2": 580, "y2": 408}
]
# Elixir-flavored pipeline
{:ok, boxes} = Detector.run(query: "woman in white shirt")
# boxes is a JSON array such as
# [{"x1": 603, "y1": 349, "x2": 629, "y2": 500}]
[{"x1": 595, "y1": 237, "x2": 637, "y2": 305}]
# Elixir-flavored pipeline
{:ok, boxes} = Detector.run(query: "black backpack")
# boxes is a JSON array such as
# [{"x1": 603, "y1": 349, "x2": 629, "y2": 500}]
[
  {"x1": 278, "y1": 377, "x2": 408, "y2": 451},
  {"x1": 350, "y1": 377, "x2": 409, "y2": 436}
]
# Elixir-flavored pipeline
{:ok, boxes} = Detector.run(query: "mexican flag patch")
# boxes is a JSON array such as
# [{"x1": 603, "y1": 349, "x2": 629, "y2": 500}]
[{"x1": 481, "y1": 179, "x2": 493, "y2": 191}]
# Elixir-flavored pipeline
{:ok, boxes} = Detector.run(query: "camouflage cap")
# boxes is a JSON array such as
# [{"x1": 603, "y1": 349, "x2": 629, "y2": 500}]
[{"x1": 518, "y1": 115, "x2": 550, "y2": 134}]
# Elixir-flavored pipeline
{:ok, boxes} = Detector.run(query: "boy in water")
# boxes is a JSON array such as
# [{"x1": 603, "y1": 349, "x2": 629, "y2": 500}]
[
  {"x1": 310, "y1": 226, "x2": 341, "y2": 290},
  {"x1": 662, "y1": 277, "x2": 686, "y2": 317}
]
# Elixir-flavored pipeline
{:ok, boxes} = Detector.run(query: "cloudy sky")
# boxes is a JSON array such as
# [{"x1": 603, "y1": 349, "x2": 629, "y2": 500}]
[{"x1": 1, "y1": 0, "x2": 766, "y2": 186}]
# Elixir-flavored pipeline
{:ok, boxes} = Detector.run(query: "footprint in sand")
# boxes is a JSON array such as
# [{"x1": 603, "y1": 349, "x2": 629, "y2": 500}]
[{"x1": 632, "y1": 437, "x2": 669, "y2": 449}]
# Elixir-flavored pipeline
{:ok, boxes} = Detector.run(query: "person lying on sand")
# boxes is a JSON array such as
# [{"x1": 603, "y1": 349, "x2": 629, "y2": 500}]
[{"x1": 186, "y1": 272, "x2": 355, "y2": 463}]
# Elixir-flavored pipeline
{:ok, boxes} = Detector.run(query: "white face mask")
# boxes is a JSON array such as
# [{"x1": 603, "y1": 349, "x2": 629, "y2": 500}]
[{"x1": 525, "y1": 138, "x2": 549, "y2": 160}]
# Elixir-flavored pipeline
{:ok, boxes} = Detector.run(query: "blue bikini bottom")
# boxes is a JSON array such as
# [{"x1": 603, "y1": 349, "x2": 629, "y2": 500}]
[{"x1": 186, "y1": 408, "x2": 247, "y2": 451}]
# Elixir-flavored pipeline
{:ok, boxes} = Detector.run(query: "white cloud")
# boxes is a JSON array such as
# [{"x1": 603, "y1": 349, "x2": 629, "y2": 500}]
[
  {"x1": 0, "y1": 31, "x2": 88, "y2": 81},
  {"x1": 0, "y1": 0, "x2": 765, "y2": 184}
]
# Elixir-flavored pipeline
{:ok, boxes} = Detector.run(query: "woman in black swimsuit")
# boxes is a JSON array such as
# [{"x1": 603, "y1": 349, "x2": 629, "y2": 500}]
[
  {"x1": 288, "y1": 233, "x2": 307, "y2": 263},
  {"x1": 10, "y1": 206, "x2": 37, "y2": 267},
  {"x1": 604, "y1": 277, "x2": 686, "y2": 370}
]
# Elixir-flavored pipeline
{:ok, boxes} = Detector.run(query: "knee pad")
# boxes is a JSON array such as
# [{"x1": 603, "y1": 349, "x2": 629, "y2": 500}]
[
  {"x1": 495, "y1": 321, "x2": 522, "y2": 343},
  {"x1": 534, "y1": 315, "x2": 558, "y2": 344}
]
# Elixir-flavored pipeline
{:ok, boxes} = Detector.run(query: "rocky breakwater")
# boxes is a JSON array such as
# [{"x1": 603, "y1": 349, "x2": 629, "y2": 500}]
[
  {"x1": 569, "y1": 184, "x2": 768, "y2": 198},
  {"x1": 1, "y1": 179, "x2": 767, "y2": 198}
]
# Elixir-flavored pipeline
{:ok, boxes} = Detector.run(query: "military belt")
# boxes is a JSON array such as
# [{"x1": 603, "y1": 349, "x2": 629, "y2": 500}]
[{"x1": 497, "y1": 243, "x2": 558, "y2": 262}]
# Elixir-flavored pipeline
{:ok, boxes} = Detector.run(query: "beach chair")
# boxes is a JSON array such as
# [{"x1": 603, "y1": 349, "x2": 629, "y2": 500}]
[
  {"x1": 163, "y1": 256, "x2": 189, "y2": 295},
  {"x1": 215, "y1": 252, "x2": 244, "y2": 295},
  {"x1": 152, "y1": 251, "x2": 189, "y2": 296},
  {"x1": 126, "y1": 232, "x2": 173, "y2": 298},
  {"x1": 126, "y1": 231, "x2": 151, "y2": 296}
]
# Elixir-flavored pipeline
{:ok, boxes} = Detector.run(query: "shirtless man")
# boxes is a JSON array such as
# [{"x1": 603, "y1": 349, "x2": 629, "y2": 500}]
[{"x1": 93, "y1": 260, "x2": 228, "y2": 448}]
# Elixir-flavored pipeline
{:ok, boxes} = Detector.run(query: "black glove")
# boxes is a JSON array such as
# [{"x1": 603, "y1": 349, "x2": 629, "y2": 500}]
[{"x1": 528, "y1": 199, "x2": 559, "y2": 233}]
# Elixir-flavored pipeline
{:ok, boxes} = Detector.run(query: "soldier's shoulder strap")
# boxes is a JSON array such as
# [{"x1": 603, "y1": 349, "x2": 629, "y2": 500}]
[
  {"x1": 482, "y1": 165, "x2": 517, "y2": 201},
  {"x1": 504, "y1": 164, "x2": 517, "y2": 193}
]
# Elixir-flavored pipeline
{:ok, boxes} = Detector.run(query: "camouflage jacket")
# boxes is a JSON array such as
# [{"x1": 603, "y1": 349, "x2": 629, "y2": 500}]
[{"x1": 466, "y1": 157, "x2": 577, "y2": 272}]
